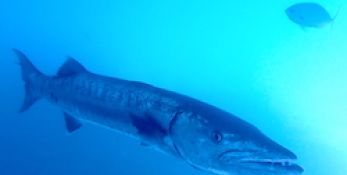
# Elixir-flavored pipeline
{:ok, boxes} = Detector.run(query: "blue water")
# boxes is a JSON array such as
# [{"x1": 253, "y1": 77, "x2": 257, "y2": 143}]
[{"x1": 1, "y1": 0, "x2": 346, "y2": 174}]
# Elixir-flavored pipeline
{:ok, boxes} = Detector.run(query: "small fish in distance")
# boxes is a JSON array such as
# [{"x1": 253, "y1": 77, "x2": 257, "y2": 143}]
[{"x1": 285, "y1": 2, "x2": 339, "y2": 28}]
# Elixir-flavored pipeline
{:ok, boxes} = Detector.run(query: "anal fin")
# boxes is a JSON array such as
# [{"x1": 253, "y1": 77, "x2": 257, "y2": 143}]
[{"x1": 64, "y1": 113, "x2": 82, "y2": 133}]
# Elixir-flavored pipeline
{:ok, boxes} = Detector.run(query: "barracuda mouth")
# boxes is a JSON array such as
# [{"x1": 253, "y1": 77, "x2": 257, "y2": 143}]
[
  {"x1": 218, "y1": 151, "x2": 304, "y2": 174},
  {"x1": 239, "y1": 159, "x2": 304, "y2": 173}
]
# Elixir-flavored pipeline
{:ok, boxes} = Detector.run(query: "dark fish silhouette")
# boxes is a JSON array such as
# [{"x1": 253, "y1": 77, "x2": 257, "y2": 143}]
[{"x1": 285, "y1": 3, "x2": 337, "y2": 28}]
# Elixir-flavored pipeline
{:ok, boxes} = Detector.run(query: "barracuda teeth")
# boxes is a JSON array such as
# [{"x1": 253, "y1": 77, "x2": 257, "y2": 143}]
[
  {"x1": 283, "y1": 161, "x2": 293, "y2": 166},
  {"x1": 241, "y1": 159, "x2": 295, "y2": 167}
]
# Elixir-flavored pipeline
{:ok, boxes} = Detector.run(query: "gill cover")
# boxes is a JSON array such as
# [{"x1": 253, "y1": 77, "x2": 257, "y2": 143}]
[{"x1": 169, "y1": 111, "x2": 221, "y2": 171}]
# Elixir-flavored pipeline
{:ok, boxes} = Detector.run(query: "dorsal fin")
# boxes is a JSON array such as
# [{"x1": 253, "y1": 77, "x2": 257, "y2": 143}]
[{"x1": 57, "y1": 57, "x2": 87, "y2": 76}]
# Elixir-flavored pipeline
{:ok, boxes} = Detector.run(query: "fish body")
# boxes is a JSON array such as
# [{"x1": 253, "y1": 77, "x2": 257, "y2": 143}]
[
  {"x1": 286, "y1": 3, "x2": 334, "y2": 28},
  {"x1": 14, "y1": 49, "x2": 303, "y2": 175}
]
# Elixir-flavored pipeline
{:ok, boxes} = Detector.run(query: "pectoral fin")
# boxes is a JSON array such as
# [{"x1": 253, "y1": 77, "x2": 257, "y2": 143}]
[
  {"x1": 129, "y1": 113, "x2": 167, "y2": 141},
  {"x1": 64, "y1": 113, "x2": 82, "y2": 133}
]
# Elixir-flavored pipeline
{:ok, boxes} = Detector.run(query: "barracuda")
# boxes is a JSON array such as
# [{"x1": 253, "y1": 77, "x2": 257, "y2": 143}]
[{"x1": 14, "y1": 49, "x2": 303, "y2": 175}]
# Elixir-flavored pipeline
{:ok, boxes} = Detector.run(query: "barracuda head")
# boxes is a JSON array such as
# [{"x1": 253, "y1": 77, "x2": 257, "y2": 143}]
[{"x1": 169, "y1": 108, "x2": 303, "y2": 175}]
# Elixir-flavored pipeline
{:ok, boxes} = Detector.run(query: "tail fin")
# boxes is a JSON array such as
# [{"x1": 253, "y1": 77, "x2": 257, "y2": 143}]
[
  {"x1": 329, "y1": 3, "x2": 344, "y2": 32},
  {"x1": 13, "y1": 49, "x2": 44, "y2": 113}
]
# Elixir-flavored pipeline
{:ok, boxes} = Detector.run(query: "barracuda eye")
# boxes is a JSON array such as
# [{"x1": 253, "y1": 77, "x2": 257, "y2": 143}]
[{"x1": 211, "y1": 131, "x2": 223, "y2": 144}]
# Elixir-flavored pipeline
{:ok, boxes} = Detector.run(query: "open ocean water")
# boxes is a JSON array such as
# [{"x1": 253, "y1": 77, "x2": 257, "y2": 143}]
[{"x1": 0, "y1": 0, "x2": 346, "y2": 175}]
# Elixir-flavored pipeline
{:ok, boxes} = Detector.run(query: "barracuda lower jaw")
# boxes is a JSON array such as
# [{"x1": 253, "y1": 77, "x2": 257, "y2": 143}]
[
  {"x1": 240, "y1": 159, "x2": 304, "y2": 173},
  {"x1": 241, "y1": 159, "x2": 296, "y2": 166}
]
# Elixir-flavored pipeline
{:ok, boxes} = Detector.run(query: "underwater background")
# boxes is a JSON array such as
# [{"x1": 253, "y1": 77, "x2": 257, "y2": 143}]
[{"x1": 0, "y1": 0, "x2": 346, "y2": 174}]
